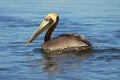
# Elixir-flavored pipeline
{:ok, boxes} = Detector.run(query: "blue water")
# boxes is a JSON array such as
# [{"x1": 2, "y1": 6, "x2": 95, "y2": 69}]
[{"x1": 0, "y1": 0, "x2": 120, "y2": 80}]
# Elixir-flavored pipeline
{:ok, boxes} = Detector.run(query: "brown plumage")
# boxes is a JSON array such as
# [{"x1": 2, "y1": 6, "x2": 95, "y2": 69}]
[
  {"x1": 26, "y1": 13, "x2": 92, "y2": 53},
  {"x1": 42, "y1": 33, "x2": 91, "y2": 53}
]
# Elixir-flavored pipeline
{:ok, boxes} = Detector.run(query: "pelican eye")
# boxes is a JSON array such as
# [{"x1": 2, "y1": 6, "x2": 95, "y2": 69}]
[{"x1": 45, "y1": 17, "x2": 53, "y2": 22}]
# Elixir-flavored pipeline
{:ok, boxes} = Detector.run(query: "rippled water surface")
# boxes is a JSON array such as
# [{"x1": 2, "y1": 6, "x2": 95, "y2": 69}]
[{"x1": 0, "y1": 0, "x2": 120, "y2": 80}]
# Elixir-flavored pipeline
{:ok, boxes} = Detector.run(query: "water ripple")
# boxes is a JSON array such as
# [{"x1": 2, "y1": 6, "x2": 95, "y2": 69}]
[{"x1": 0, "y1": 15, "x2": 38, "y2": 28}]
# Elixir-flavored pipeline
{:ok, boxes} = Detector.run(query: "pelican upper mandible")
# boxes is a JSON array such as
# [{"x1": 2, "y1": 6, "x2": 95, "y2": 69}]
[{"x1": 26, "y1": 13, "x2": 92, "y2": 53}]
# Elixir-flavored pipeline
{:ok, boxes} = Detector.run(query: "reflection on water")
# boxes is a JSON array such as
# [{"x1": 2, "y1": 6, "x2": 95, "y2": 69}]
[
  {"x1": 25, "y1": 47, "x2": 120, "y2": 80},
  {"x1": 26, "y1": 49, "x2": 91, "y2": 79}
]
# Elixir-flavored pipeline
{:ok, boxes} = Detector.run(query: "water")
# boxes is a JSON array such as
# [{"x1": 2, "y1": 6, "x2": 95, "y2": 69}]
[{"x1": 0, "y1": 0, "x2": 120, "y2": 80}]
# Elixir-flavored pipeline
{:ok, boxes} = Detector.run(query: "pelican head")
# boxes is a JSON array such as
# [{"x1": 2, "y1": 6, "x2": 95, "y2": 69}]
[{"x1": 26, "y1": 13, "x2": 59, "y2": 46}]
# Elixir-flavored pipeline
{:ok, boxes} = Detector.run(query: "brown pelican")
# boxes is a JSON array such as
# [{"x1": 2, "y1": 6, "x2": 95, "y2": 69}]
[{"x1": 26, "y1": 13, "x2": 92, "y2": 53}]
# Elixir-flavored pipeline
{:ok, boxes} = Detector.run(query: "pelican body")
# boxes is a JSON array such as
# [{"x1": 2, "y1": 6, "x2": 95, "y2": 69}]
[{"x1": 26, "y1": 13, "x2": 92, "y2": 53}]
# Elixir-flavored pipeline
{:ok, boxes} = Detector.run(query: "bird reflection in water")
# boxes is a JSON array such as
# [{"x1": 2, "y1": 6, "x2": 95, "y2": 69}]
[
  {"x1": 26, "y1": 49, "x2": 92, "y2": 79},
  {"x1": 42, "y1": 50, "x2": 91, "y2": 74}
]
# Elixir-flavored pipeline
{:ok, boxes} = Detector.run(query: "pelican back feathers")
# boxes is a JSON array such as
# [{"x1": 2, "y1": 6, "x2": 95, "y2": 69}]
[{"x1": 42, "y1": 33, "x2": 92, "y2": 53}]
